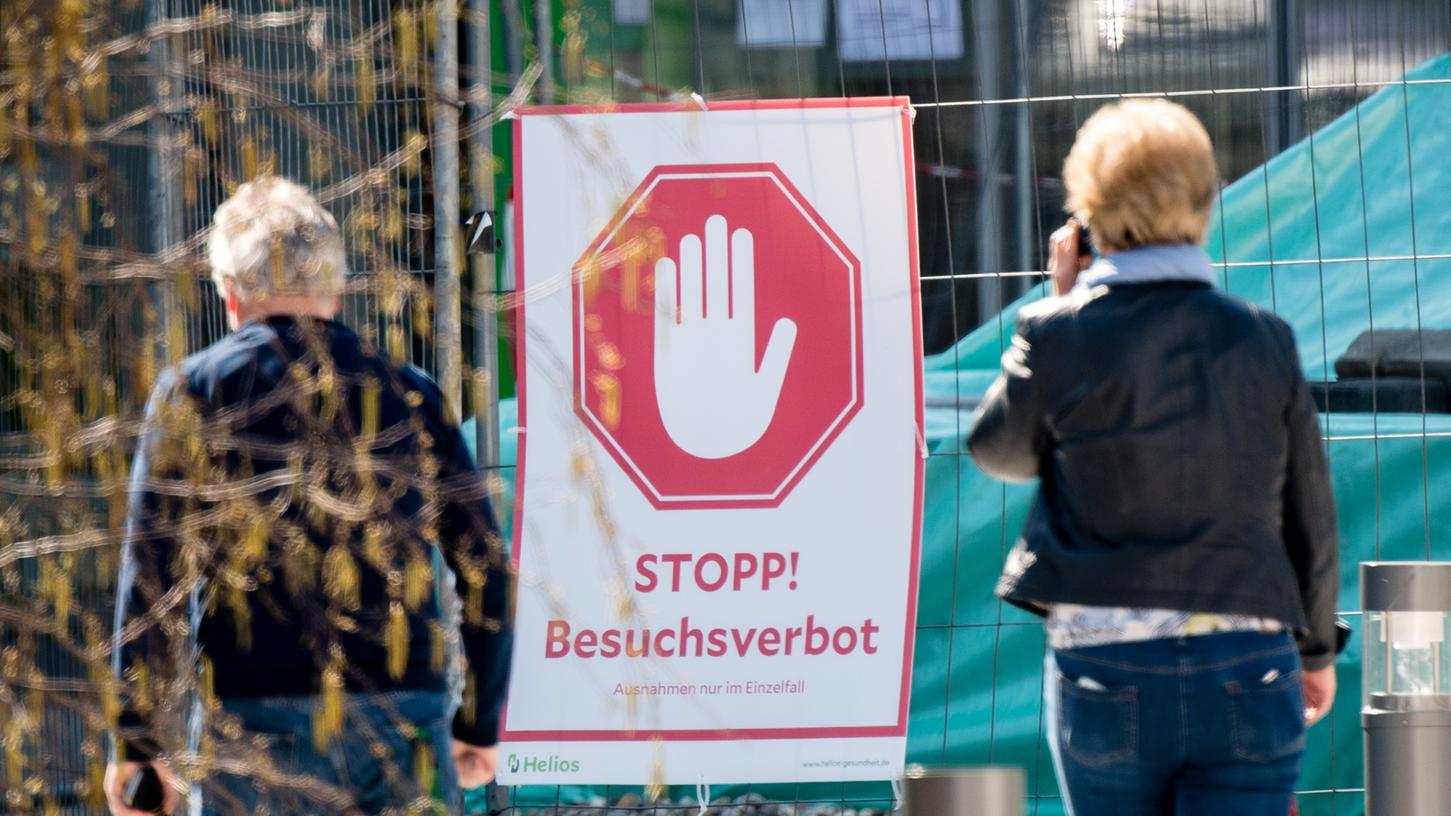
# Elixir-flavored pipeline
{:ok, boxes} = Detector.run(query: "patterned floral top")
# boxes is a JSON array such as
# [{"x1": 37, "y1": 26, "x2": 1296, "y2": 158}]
[{"x1": 1046, "y1": 604, "x2": 1285, "y2": 651}]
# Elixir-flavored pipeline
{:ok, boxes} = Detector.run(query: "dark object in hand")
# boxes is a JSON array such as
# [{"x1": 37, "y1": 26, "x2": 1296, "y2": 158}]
[
  {"x1": 123, "y1": 765, "x2": 165, "y2": 814},
  {"x1": 1075, "y1": 219, "x2": 1094, "y2": 258}
]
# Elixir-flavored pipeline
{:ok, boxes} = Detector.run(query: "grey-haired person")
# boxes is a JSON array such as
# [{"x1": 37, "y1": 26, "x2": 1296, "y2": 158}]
[{"x1": 106, "y1": 177, "x2": 511, "y2": 814}]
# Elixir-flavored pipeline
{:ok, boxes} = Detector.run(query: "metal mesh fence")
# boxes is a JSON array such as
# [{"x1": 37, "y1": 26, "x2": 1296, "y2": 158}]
[
  {"x1": 492, "y1": 4, "x2": 1451, "y2": 815},
  {"x1": 3, "y1": 1, "x2": 1450, "y2": 814},
  {"x1": 0, "y1": 0, "x2": 481, "y2": 812}
]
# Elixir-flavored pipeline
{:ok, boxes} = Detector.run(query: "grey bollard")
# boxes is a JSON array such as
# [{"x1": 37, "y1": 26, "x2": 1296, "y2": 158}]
[
  {"x1": 900, "y1": 766, "x2": 1024, "y2": 816},
  {"x1": 1361, "y1": 562, "x2": 1451, "y2": 816}
]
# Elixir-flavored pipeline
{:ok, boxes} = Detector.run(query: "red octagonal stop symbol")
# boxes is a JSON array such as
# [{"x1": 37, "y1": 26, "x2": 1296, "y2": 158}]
[{"x1": 573, "y1": 163, "x2": 863, "y2": 509}]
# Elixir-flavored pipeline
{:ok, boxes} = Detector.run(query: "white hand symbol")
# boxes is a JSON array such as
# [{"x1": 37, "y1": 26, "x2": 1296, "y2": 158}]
[{"x1": 654, "y1": 215, "x2": 798, "y2": 459}]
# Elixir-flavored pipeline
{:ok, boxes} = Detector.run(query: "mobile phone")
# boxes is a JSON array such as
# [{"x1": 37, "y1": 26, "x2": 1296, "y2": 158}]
[
  {"x1": 1075, "y1": 219, "x2": 1094, "y2": 258},
  {"x1": 123, "y1": 765, "x2": 165, "y2": 814},
  {"x1": 1335, "y1": 617, "x2": 1353, "y2": 654}
]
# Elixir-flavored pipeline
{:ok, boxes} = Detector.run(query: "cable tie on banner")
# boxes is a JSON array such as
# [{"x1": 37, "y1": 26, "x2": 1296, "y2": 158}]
[
  {"x1": 690, "y1": 91, "x2": 708, "y2": 111},
  {"x1": 891, "y1": 778, "x2": 903, "y2": 812},
  {"x1": 696, "y1": 778, "x2": 709, "y2": 816}
]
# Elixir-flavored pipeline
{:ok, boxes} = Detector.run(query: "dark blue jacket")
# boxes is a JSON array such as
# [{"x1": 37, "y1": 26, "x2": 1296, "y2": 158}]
[{"x1": 113, "y1": 315, "x2": 512, "y2": 758}]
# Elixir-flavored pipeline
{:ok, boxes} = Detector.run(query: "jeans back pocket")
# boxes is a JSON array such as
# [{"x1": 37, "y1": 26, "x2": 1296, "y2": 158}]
[
  {"x1": 1226, "y1": 670, "x2": 1307, "y2": 762},
  {"x1": 1057, "y1": 674, "x2": 1139, "y2": 768}
]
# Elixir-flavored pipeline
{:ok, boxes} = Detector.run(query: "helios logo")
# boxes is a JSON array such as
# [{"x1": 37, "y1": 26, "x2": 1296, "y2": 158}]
[{"x1": 509, "y1": 753, "x2": 581, "y2": 774}]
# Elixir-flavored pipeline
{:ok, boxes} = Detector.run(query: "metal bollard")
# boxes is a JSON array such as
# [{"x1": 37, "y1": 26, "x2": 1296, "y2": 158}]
[
  {"x1": 1361, "y1": 562, "x2": 1451, "y2": 816},
  {"x1": 900, "y1": 766, "x2": 1024, "y2": 816}
]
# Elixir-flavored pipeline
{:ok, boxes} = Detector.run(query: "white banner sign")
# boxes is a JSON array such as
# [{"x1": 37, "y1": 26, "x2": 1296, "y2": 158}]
[{"x1": 500, "y1": 99, "x2": 924, "y2": 786}]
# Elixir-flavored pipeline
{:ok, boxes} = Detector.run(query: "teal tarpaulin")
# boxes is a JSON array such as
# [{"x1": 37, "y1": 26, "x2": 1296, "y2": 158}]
[{"x1": 468, "y1": 54, "x2": 1451, "y2": 815}]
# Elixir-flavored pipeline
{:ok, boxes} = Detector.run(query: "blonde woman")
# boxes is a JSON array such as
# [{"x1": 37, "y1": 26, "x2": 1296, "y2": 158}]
[{"x1": 969, "y1": 100, "x2": 1339, "y2": 815}]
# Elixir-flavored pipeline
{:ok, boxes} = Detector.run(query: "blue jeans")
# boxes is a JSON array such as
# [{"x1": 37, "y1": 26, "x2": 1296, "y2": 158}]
[
  {"x1": 1046, "y1": 631, "x2": 1305, "y2": 816},
  {"x1": 192, "y1": 691, "x2": 460, "y2": 815}
]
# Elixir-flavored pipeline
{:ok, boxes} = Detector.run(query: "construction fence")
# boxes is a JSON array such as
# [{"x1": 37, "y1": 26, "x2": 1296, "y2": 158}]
[{"x1": 5, "y1": 1, "x2": 1451, "y2": 814}]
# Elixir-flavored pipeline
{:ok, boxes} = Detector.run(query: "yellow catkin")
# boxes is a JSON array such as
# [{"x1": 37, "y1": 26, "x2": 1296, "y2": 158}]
[
  {"x1": 198, "y1": 103, "x2": 218, "y2": 143},
  {"x1": 58, "y1": 234, "x2": 76, "y2": 282},
  {"x1": 198, "y1": 655, "x2": 217, "y2": 711},
  {"x1": 184, "y1": 149, "x2": 199, "y2": 206},
  {"x1": 317, "y1": 365, "x2": 337, "y2": 422},
  {"x1": 429, "y1": 621, "x2": 446, "y2": 674},
  {"x1": 38, "y1": 560, "x2": 53, "y2": 607},
  {"x1": 85, "y1": 56, "x2": 109, "y2": 120},
  {"x1": 470, "y1": 371, "x2": 490, "y2": 425},
  {"x1": 460, "y1": 672, "x2": 476, "y2": 727},
  {"x1": 285, "y1": 538, "x2": 318, "y2": 596},
  {"x1": 167, "y1": 313, "x2": 187, "y2": 365},
  {"x1": 5, "y1": 721, "x2": 24, "y2": 793},
  {"x1": 84, "y1": 372, "x2": 100, "y2": 424},
  {"x1": 77, "y1": 187, "x2": 90, "y2": 233},
  {"x1": 241, "y1": 139, "x2": 258, "y2": 179},
  {"x1": 561, "y1": 12, "x2": 585, "y2": 84},
  {"x1": 394, "y1": 9, "x2": 417, "y2": 83},
  {"x1": 52, "y1": 569, "x2": 70, "y2": 628},
  {"x1": 28, "y1": 687, "x2": 44, "y2": 735},
  {"x1": 87, "y1": 760, "x2": 105, "y2": 807},
  {"x1": 413, "y1": 738, "x2": 435, "y2": 798},
  {"x1": 309, "y1": 144, "x2": 330, "y2": 182},
  {"x1": 412, "y1": 294, "x2": 432, "y2": 338},
  {"x1": 18, "y1": 135, "x2": 38, "y2": 181},
  {"x1": 384, "y1": 204, "x2": 403, "y2": 242},
  {"x1": 591, "y1": 373, "x2": 620, "y2": 428},
  {"x1": 361, "y1": 377, "x2": 380, "y2": 439},
  {"x1": 66, "y1": 94, "x2": 85, "y2": 145},
  {"x1": 43, "y1": 422, "x2": 63, "y2": 486},
  {"x1": 622, "y1": 258, "x2": 639, "y2": 312},
  {"x1": 363, "y1": 523, "x2": 387, "y2": 568},
  {"x1": 402, "y1": 131, "x2": 426, "y2": 177},
  {"x1": 466, "y1": 579, "x2": 484, "y2": 627},
  {"x1": 356, "y1": 50, "x2": 375, "y2": 110},
  {"x1": 99, "y1": 670, "x2": 122, "y2": 724},
  {"x1": 387, "y1": 324, "x2": 406, "y2": 360},
  {"x1": 646, "y1": 738, "x2": 667, "y2": 801},
  {"x1": 386, "y1": 602, "x2": 408, "y2": 680},
  {"x1": 323, "y1": 545, "x2": 360, "y2": 610},
  {"x1": 307, "y1": 501, "x2": 330, "y2": 534},
  {"x1": 354, "y1": 442, "x2": 376, "y2": 504},
  {"x1": 242, "y1": 517, "x2": 268, "y2": 565},
  {"x1": 312, "y1": 66, "x2": 330, "y2": 99},
  {"x1": 403, "y1": 557, "x2": 431, "y2": 611},
  {"x1": 125, "y1": 662, "x2": 148, "y2": 717},
  {"x1": 313, "y1": 663, "x2": 344, "y2": 751}
]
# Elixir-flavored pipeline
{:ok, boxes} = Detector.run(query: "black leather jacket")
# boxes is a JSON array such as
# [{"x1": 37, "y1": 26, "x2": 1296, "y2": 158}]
[{"x1": 968, "y1": 281, "x2": 1340, "y2": 670}]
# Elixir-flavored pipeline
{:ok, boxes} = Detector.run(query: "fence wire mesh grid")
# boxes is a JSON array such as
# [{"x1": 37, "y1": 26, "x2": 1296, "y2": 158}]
[{"x1": 3, "y1": 0, "x2": 1450, "y2": 814}]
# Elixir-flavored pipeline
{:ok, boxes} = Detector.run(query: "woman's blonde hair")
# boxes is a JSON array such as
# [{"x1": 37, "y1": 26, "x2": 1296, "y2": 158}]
[
  {"x1": 207, "y1": 177, "x2": 347, "y2": 302},
  {"x1": 1063, "y1": 99, "x2": 1218, "y2": 252}
]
